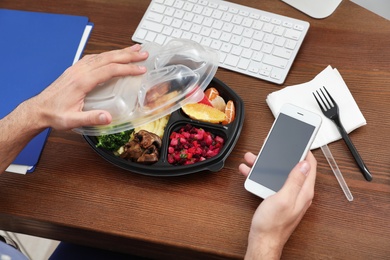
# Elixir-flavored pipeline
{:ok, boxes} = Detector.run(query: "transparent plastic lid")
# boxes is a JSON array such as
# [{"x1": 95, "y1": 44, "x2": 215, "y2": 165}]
[{"x1": 73, "y1": 39, "x2": 219, "y2": 136}]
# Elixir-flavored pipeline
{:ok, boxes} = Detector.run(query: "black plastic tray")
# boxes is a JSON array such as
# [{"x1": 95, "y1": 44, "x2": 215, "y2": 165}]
[{"x1": 83, "y1": 77, "x2": 244, "y2": 176}]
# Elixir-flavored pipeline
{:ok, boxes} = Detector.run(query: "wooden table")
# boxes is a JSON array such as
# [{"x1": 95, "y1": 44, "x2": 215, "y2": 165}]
[{"x1": 1, "y1": 0, "x2": 389, "y2": 259}]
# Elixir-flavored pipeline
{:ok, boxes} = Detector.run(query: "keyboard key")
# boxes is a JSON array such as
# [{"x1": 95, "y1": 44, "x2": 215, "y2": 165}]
[
  {"x1": 172, "y1": 19, "x2": 182, "y2": 28},
  {"x1": 229, "y1": 7, "x2": 239, "y2": 14},
  {"x1": 146, "y1": 12, "x2": 163, "y2": 23},
  {"x1": 212, "y1": 10, "x2": 223, "y2": 19},
  {"x1": 211, "y1": 29, "x2": 222, "y2": 39},
  {"x1": 136, "y1": 29, "x2": 147, "y2": 40},
  {"x1": 231, "y1": 35, "x2": 241, "y2": 45},
  {"x1": 284, "y1": 29, "x2": 301, "y2": 40},
  {"x1": 273, "y1": 47, "x2": 292, "y2": 59},
  {"x1": 285, "y1": 39, "x2": 297, "y2": 50},
  {"x1": 193, "y1": 15, "x2": 204, "y2": 24},
  {"x1": 191, "y1": 34, "x2": 202, "y2": 43},
  {"x1": 263, "y1": 55, "x2": 288, "y2": 69},
  {"x1": 263, "y1": 23, "x2": 274, "y2": 33},
  {"x1": 273, "y1": 26, "x2": 285, "y2": 36},
  {"x1": 274, "y1": 36, "x2": 286, "y2": 47},
  {"x1": 218, "y1": 4, "x2": 229, "y2": 11},
  {"x1": 201, "y1": 37, "x2": 212, "y2": 46},
  {"x1": 271, "y1": 71, "x2": 283, "y2": 80},
  {"x1": 184, "y1": 2, "x2": 194, "y2": 12},
  {"x1": 252, "y1": 52, "x2": 263, "y2": 62},
  {"x1": 242, "y1": 49, "x2": 253, "y2": 59},
  {"x1": 164, "y1": 7, "x2": 175, "y2": 16},
  {"x1": 174, "y1": 10, "x2": 184, "y2": 19},
  {"x1": 225, "y1": 54, "x2": 240, "y2": 67},
  {"x1": 251, "y1": 41, "x2": 262, "y2": 51},
  {"x1": 264, "y1": 34, "x2": 275, "y2": 44},
  {"x1": 162, "y1": 16, "x2": 173, "y2": 25},
  {"x1": 165, "y1": 0, "x2": 174, "y2": 6},
  {"x1": 174, "y1": 0, "x2": 184, "y2": 9},
  {"x1": 150, "y1": 3, "x2": 165, "y2": 14},
  {"x1": 231, "y1": 45, "x2": 243, "y2": 56},
  {"x1": 260, "y1": 69, "x2": 270, "y2": 77},
  {"x1": 294, "y1": 24, "x2": 304, "y2": 31},
  {"x1": 262, "y1": 43, "x2": 273, "y2": 54},
  {"x1": 183, "y1": 12, "x2": 194, "y2": 21},
  {"x1": 190, "y1": 24, "x2": 202, "y2": 34},
  {"x1": 248, "y1": 62, "x2": 260, "y2": 73},
  {"x1": 221, "y1": 43, "x2": 232, "y2": 53},
  {"x1": 141, "y1": 20, "x2": 163, "y2": 33},
  {"x1": 200, "y1": 27, "x2": 212, "y2": 36},
  {"x1": 181, "y1": 21, "x2": 192, "y2": 31},
  {"x1": 182, "y1": 31, "x2": 192, "y2": 40},
  {"x1": 145, "y1": 31, "x2": 157, "y2": 42},
  {"x1": 155, "y1": 34, "x2": 166, "y2": 45},
  {"x1": 210, "y1": 40, "x2": 222, "y2": 50},
  {"x1": 238, "y1": 58, "x2": 250, "y2": 70},
  {"x1": 282, "y1": 21, "x2": 293, "y2": 28},
  {"x1": 220, "y1": 32, "x2": 232, "y2": 42},
  {"x1": 172, "y1": 29, "x2": 183, "y2": 38}
]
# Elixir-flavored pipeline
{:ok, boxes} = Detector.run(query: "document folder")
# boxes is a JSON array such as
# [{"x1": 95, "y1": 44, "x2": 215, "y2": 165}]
[{"x1": 0, "y1": 9, "x2": 94, "y2": 174}]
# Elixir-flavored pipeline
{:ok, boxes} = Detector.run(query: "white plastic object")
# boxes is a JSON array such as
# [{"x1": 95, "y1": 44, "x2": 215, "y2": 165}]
[{"x1": 74, "y1": 39, "x2": 219, "y2": 136}]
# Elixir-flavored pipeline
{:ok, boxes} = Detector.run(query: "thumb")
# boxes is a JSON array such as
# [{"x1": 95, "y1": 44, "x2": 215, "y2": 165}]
[
  {"x1": 80, "y1": 110, "x2": 112, "y2": 126},
  {"x1": 279, "y1": 160, "x2": 310, "y2": 201},
  {"x1": 61, "y1": 110, "x2": 112, "y2": 130}
]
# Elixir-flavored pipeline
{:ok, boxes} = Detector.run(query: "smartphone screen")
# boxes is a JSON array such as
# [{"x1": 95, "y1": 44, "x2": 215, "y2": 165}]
[{"x1": 248, "y1": 113, "x2": 316, "y2": 191}]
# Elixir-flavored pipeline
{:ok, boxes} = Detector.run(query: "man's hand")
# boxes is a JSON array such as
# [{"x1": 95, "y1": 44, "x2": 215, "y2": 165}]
[
  {"x1": 239, "y1": 152, "x2": 317, "y2": 259},
  {"x1": 34, "y1": 44, "x2": 148, "y2": 130},
  {"x1": 0, "y1": 45, "x2": 148, "y2": 173}
]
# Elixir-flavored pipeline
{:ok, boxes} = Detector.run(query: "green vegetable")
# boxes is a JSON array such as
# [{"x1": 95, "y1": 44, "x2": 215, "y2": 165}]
[{"x1": 96, "y1": 129, "x2": 134, "y2": 151}]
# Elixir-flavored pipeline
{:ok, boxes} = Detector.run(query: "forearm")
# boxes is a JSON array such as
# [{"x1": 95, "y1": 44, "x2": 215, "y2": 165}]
[
  {"x1": 245, "y1": 232, "x2": 283, "y2": 260},
  {"x1": 0, "y1": 97, "x2": 47, "y2": 173}
]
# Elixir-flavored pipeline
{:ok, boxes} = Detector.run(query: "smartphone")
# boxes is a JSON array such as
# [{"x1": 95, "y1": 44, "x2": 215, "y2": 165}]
[{"x1": 244, "y1": 103, "x2": 322, "y2": 199}]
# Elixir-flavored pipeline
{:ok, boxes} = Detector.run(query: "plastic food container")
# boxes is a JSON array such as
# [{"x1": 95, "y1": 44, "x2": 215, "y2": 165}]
[
  {"x1": 84, "y1": 77, "x2": 245, "y2": 176},
  {"x1": 74, "y1": 39, "x2": 219, "y2": 136}
]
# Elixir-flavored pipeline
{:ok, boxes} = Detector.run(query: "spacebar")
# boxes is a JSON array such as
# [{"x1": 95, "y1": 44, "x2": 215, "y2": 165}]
[{"x1": 263, "y1": 55, "x2": 288, "y2": 69}]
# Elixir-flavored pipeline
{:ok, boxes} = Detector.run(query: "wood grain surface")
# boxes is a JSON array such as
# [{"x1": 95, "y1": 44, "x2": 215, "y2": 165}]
[{"x1": 1, "y1": 0, "x2": 389, "y2": 259}]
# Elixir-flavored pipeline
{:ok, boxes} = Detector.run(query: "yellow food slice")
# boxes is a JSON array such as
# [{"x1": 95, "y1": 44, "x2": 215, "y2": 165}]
[
  {"x1": 182, "y1": 103, "x2": 226, "y2": 123},
  {"x1": 134, "y1": 115, "x2": 170, "y2": 138}
]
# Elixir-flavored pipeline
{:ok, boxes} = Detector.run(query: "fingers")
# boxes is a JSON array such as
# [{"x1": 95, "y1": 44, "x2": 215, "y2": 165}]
[
  {"x1": 295, "y1": 152, "x2": 317, "y2": 208},
  {"x1": 239, "y1": 152, "x2": 257, "y2": 177},
  {"x1": 278, "y1": 152, "x2": 317, "y2": 212},
  {"x1": 81, "y1": 44, "x2": 147, "y2": 69},
  {"x1": 244, "y1": 152, "x2": 257, "y2": 166},
  {"x1": 85, "y1": 61, "x2": 146, "y2": 89},
  {"x1": 239, "y1": 163, "x2": 251, "y2": 177},
  {"x1": 60, "y1": 110, "x2": 112, "y2": 130},
  {"x1": 279, "y1": 156, "x2": 311, "y2": 202},
  {"x1": 69, "y1": 45, "x2": 149, "y2": 93}
]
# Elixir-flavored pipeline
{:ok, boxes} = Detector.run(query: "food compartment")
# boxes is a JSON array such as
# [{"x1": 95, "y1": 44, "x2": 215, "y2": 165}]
[
  {"x1": 178, "y1": 78, "x2": 240, "y2": 126},
  {"x1": 165, "y1": 123, "x2": 226, "y2": 166},
  {"x1": 83, "y1": 77, "x2": 244, "y2": 176},
  {"x1": 160, "y1": 119, "x2": 230, "y2": 169}
]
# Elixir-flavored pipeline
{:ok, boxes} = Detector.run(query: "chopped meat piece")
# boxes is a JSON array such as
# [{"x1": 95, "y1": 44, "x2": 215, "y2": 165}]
[
  {"x1": 137, "y1": 145, "x2": 160, "y2": 164},
  {"x1": 135, "y1": 130, "x2": 162, "y2": 149},
  {"x1": 120, "y1": 130, "x2": 162, "y2": 164}
]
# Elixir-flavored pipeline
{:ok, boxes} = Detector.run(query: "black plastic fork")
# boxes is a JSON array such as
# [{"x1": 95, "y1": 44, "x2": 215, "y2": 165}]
[{"x1": 313, "y1": 87, "x2": 372, "y2": 181}]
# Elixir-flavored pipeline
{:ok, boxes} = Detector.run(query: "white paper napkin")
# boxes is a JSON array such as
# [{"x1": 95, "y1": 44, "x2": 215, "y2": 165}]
[{"x1": 266, "y1": 65, "x2": 366, "y2": 149}]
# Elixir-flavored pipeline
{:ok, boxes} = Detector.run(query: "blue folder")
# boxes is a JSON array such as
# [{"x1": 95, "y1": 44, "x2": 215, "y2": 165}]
[{"x1": 0, "y1": 9, "x2": 93, "y2": 173}]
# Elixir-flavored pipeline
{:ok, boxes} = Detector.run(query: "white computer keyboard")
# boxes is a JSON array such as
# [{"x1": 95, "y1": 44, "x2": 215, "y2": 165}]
[{"x1": 132, "y1": 0, "x2": 310, "y2": 84}]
